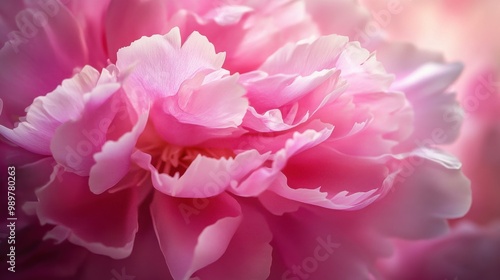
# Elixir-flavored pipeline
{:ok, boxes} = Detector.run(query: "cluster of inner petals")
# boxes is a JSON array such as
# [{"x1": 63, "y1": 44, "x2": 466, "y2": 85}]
[{"x1": 136, "y1": 122, "x2": 235, "y2": 177}]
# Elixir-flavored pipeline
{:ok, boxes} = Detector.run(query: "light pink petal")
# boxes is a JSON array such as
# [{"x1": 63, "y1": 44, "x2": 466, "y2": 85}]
[
  {"x1": 116, "y1": 27, "x2": 225, "y2": 102},
  {"x1": 272, "y1": 127, "x2": 335, "y2": 170},
  {"x1": 393, "y1": 62, "x2": 464, "y2": 146},
  {"x1": 239, "y1": 127, "x2": 344, "y2": 203},
  {"x1": 0, "y1": 66, "x2": 106, "y2": 155},
  {"x1": 133, "y1": 149, "x2": 268, "y2": 198},
  {"x1": 150, "y1": 192, "x2": 242, "y2": 280},
  {"x1": 227, "y1": 119, "x2": 334, "y2": 155},
  {"x1": 89, "y1": 114, "x2": 148, "y2": 194},
  {"x1": 374, "y1": 41, "x2": 445, "y2": 78},
  {"x1": 392, "y1": 62, "x2": 463, "y2": 99},
  {"x1": 35, "y1": 166, "x2": 144, "y2": 259},
  {"x1": 50, "y1": 78, "x2": 122, "y2": 175},
  {"x1": 260, "y1": 35, "x2": 349, "y2": 76},
  {"x1": 240, "y1": 69, "x2": 344, "y2": 132},
  {"x1": 159, "y1": 74, "x2": 247, "y2": 128},
  {"x1": 322, "y1": 91, "x2": 413, "y2": 156},
  {"x1": 226, "y1": 125, "x2": 337, "y2": 198},
  {"x1": 268, "y1": 137, "x2": 467, "y2": 212},
  {"x1": 270, "y1": 172, "x2": 387, "y2": 211},
  {"x1": 336, "y1": 42, "x2": 394, "y2": 94},
  {"x1": 151, "y1": 74, "x2": 248, "y2": 145}
]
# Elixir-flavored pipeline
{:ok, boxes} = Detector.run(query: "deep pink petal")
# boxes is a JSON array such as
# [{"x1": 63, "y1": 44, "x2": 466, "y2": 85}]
[
  {"x1": 150, "y1": 192, "x2": 242, "y2": 280},
  {"x1": 195, "y1": 201, "x2": 273, "y2": 280},
  {"x1": 105, "y1": 0, "x2": 168, "y2": 62},
  {"x1": 35, "y1": 166, "x2": 145, "y2": 259}
]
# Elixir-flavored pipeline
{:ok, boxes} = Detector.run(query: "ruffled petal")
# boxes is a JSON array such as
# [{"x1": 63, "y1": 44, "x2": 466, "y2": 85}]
[
  {"x1": 0, "y1": 66, "x2": 106, "y2": 155},
  {"x1": 133, "y1": 149, "x2": 268, "y2": 198}
]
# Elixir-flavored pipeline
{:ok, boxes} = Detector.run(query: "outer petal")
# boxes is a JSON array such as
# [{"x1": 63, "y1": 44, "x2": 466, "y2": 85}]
[
  {"x1": 0, "y1": 0, "x2": 88, "y2": 127},
  {"x1": 77, "y1": 210, "x2": 172, "y2": 280},
  {"x1": 273, "y1": 148, "x2": 397, "y2": 210},
  {"x1": 377, "y1": 42, "x2": 464, "y2": 146},
  {"x1": 105, "y1": 0, "x2": 168, "y2": 62},
  {"x1": 0, "y1": 222, "x2": 88, "y2": 280},
  {"x1": 363, "y1": 155, "x2": 471, "y2": 239},
  {"x1": 63, "y1": 0, "x2": 112, "y2": 67},
  {"x1": 35, "y1": 166, "x2": 145, "y2": 259},
  {"x1": 0, "y1": 66, "x2": 104, "y2": 155},
  {"x1": 266, "y1": 208, "x2": 379, "y2": 280},
  {"x1": 194, "y1": 201, "x2": 273, "y2": 280},
  {"x1": 50, "y1": 86, "x2": 123, "y2": 176},
  {"x1": 150, "y1": 192, "x2": 242, "y2": 280}
]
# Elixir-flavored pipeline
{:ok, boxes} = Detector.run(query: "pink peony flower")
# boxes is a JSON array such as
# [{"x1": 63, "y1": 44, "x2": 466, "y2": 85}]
[{"x1": 0, "y1": 0, "x2": 471, "y2": 279}]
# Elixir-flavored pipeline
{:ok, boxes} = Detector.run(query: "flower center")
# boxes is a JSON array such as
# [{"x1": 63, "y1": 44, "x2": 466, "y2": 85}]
[{"x1": 137, "y1": 121, "x2": 234, "y2": 176}]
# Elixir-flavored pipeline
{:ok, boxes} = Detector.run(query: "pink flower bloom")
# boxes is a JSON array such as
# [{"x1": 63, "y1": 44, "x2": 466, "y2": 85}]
[{"x1": 0, "y1": 0, "x2": 472, "y2": 279}]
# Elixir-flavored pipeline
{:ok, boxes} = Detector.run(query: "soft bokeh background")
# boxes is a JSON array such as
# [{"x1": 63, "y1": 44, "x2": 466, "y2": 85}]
[
  {"x1": 361, "y1": 0, "x2": 500, "y2": 225},
  {"x1": 361, "y1": 0, "x2": 500, "y2": 278}
]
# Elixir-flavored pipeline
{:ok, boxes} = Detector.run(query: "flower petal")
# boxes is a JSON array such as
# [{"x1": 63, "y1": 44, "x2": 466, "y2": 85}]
[
  {"x1": 89, "y1": 114, "x2": 148, "y2": 194},
  {"x1": 150, "y1": 192, "x2": 242, "y2": 280},
  {"x1": 194, "y1": 201, "x2": 273, "y2": 280},
  {"x1": 36, "y1": 166, "x2": 144, "y2": 259}
]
